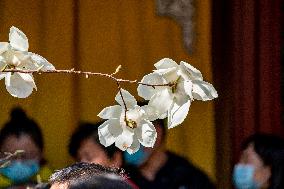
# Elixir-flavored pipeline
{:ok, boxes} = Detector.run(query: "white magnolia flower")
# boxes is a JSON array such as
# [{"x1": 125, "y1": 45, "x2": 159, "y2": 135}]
[
  {"x1": 137, "y1": 58, "x2": 218, "y2": 129},
  {"x1": 98, "y1": 89, "x2": 157, "y2": 154},
  {"x1": 0, "y1": 26, "x2": 55, "y2": 98}
]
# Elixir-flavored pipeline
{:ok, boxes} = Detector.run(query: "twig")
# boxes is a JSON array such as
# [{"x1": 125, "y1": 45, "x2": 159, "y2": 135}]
[{"x1": 2, "y1": 68, "x2": 173, "y2": 87}]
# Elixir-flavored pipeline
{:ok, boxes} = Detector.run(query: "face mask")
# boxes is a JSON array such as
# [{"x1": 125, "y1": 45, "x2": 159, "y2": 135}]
[
  {"x1": 233, "y1": 164, "x2": 261, "y2": 189},
  {"x1": 0, "y1": 160, "x2": 40, "y2": 183},
  {"x1": 124, "y1": 147, "x2": 150, "y2": 167}
]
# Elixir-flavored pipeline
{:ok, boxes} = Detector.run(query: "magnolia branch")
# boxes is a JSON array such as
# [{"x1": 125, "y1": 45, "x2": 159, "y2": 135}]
[
  {"x1": 2, "y1": 67, "x2": 173, "y2": 127},
  {"x1": 2, "y1": 68, "x2": 173, "y2": 87}
]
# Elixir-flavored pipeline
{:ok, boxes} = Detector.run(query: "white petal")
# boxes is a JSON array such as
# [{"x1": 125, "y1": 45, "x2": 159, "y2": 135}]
[
  {"x1": 179, "y1": 61, "x2": 203, "y2": 80},
  {"x1": 29, "y1": 53, "x2": 55, "y2": 71},
  {"x1": 192, "y1": 80, "x2": 218, "y2": 101},
  {"x1": 0, "y1": 73, "x2": 5, "y2": 80},
  {"x1": 154, "y1": 58, "x2": 178, "y2": 70},
  {"x1": 136, "y1": 120, "x2": 157, "y2": 147},
  {"x1": 115, "y1": 88, "x2": 137, "y2": 109},
  {"x1": 18, "y1": 73, "x2": 34, "y2": 83},
  {"x1": 149, "y1": 89, "x2": 173, "y2": 115},
  {"x1": 137, "y1": 72, "x2": 166, "y2": 100},
  {"x1": 141, "y1": 105, "x2": 160, "y2": 121},
  {"x1": 168, "y1": 100, "x2": 191, "y2": 129},
  {"x1": 9, "y1": 26, "x2": 29, "y2": 51},
  {"x1": 154, "y1": 67, "x2": 178, "y2": 83},
  {"x1": 98, "y1": 119, "x2": 122, "y2": 147},
  {"x1": 126, "y1": 138, "x2": 140, "y2": 154},
  {"x1": 98, "y1": 105, "x2": 122, "y2": 119},
  {"x1": 5, "y1": 72, "x2": 11, "y2": 86},
  {"x1": 115, "y1": 129, "x2": 134, "y2": 151},
  {"x1": 0, "y1": 42, "x2": 9, "y2": 54},
  {"x1": 183, "y1": 80, "x2": 193, "y2": 99},
  {"x1": 6, "y1": 73, "x2": 35, "y2": 98}
]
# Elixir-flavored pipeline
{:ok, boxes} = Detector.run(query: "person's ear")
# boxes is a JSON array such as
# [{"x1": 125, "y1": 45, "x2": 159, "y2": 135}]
[{"x1": 110, "y1": 151, "x2": 122, "y2": 167}]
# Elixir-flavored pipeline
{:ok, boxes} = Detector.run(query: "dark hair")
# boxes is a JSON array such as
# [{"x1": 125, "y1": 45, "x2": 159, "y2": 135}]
[
  {"x1": 242, "y1": 133, "x2": 284, "y2": 189},
  {"x1": 68, "y1": 174, "x2": 133, "y2": 189},
  {"x1": 49, "y1": 162, "x2": 133, "y2": 189},
  {"x1": 68, "y1": 122, "x2": 119, "y2": 159},
  {"x1": 0, "y1": 107, "x2": 44, "y2": 152}
]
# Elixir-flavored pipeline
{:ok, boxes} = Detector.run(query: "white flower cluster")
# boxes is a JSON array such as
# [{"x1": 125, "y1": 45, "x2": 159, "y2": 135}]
[
  {"x1": 0, "y1": 26, "x2": 55, "y2": 98},
  {"x1": 98, "y1": 58, "x2": 218, "y2": 154},
  {"x1": 0, "y1": 26, "x2": 218, "y2": 154}
]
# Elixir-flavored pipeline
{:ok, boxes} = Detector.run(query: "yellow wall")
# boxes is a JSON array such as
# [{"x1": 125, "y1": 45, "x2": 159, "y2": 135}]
[{"x1": 0, "y1": 0, "x2": 215, "y2": 181}]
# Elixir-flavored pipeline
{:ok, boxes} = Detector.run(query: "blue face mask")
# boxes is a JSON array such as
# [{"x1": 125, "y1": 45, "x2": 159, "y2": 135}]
[
  {"x1": 124, "y1": 147, "x2": 150, "y2": 167},
  {"x1": 0, "y1": 160, "x2": 40, "y2": 183},
  {"x1": 233, "y1": 164, "x2": 261, "y2": 189}
]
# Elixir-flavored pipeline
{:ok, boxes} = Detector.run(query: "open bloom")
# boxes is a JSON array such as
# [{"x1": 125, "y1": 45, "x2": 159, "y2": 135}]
[
  {"x1": 98, "y1": 89, "x2": 157, "y2": 154},
  {"x1": 137, "y1": 58, "x2": 218, "y2": 128},
  {"x1": 0, "y1": 26, "x2": 55, "y2": 98}
]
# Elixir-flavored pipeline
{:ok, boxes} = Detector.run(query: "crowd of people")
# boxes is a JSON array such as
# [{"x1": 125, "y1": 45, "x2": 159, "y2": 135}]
[{"x1": 0, "y1": 107, "x2": 283, "y2": 189}]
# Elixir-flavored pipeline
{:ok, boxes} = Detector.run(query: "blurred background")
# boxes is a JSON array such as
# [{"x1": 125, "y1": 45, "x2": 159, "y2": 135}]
[{"x1": 0, "y1": 0, "x2": 282, "y2": 188}]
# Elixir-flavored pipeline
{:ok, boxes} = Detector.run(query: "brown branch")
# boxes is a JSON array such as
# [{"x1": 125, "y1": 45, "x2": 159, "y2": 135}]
[{"x1": 2, "y1": 68, "x2": 173, "y2": 87}]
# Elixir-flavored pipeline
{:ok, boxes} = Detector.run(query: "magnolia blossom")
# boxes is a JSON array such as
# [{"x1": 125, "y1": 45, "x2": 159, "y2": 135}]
[
  {"x1": 98, "y1": 89, "x2": 157, "y2": 154},
  {"x1": 138, "y1": 58, "x2": 218, "y2": 129},
  {"x1": 0, "y1": 26, "x2": 55, "y2": 98}
]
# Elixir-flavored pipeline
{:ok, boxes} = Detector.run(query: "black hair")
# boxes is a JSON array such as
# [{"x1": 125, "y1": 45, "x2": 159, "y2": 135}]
[
  {"x1": 68, "y1": 174, "x2": 133, "y2": 189},
  {"x1": 242, "y1": 133, "x2": 284, "y2": 189},
  {"x1": 68, "y1": 122, "x2": 119, "y2": 159},
  {"x1": 49, "y1": 162, "x2": 133, "y2": 189},
  {"x1": 0, "y1": 107, "x2": 44, "y2": 152}
]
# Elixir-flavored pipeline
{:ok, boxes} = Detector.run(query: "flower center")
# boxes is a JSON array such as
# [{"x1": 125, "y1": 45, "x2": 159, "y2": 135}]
[
  {"x1": 169, "y1": 76, "x2": 181, "y2": 93},
  {"x1": 125, "y1": 118, "x2": 137, "y2": 129}
]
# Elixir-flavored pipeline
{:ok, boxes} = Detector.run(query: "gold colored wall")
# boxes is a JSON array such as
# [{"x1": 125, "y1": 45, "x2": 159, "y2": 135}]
[{"x1": 0, "y1": 0, "x2": 215, "y2": 181}]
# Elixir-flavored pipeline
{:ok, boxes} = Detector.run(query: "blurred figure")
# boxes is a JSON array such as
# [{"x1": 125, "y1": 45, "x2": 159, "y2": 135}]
[
  {"x1": 0, "y1": 107, "x2": 52, "y2": 189},
  {"x1": 49, "y1": 162, "x2": 133, "y2": 189},
  {"x1": 233, "y1": 133, "x2": 284, "y2": 189},
  {"x1": 124, "y1": 119, "x2": 215, "y2": 189},
  {"x1": 68, "y1": 122, "x2": 139, "y2": 188},
  {"x1": 68, "y1": 122, "x2": 122, "y2": 167}
]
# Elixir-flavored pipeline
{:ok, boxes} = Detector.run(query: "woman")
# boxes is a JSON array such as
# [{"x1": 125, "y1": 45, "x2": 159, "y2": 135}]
[
  {"x1": 68, "y1": 122, "x2": 122, "y2": 167},
  {"x1": 233, "y1": 133, "x2": 284, "y2": 189},
  {"x1": 0, "y1": 107, "x2": 52, "y2": 188}
]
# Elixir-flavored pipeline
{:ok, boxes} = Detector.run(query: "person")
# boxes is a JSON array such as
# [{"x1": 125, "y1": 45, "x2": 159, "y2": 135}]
[
  {"x1": 68, "y1": 122, "x2": 122, "y2": 167},
  {"x1": 0, "y1": 107, "x2": 53, "y2": 189},
  {"x1": 232, "y1": 133, "x2": 284, "y2": 189},
  {"x1": 124, "y1": 118, "x2": 216, "y2": 189},
  {"x1": 49, "y1": 162, "x2": 134, "y2": 189},
  {"x1": 68, "y1": 122, "x2": 139, "y2": 189}
]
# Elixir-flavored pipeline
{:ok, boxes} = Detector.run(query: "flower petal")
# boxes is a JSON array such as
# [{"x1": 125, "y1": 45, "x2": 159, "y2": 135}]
[
  {"x1": 141, "y1": 105, "x2": 160, "y2": 121},
  {"x1": 183, "y1": 80, "x2": 193, "y2": 100},
  {"x1": 192, "y1": 80, "x2": 218, "y2": 101},
  {"x1": 98, "y1": 119, "x2": 122, "y2": 147},
  {"x1": 126, "y1": 137, "x2": 140, "y2": 154},
  {"x1": 98, "y1": 105, "x2": 122, "y2": 119},
  {"x1": 136, "y1": 120, "x2": 157, "y2": 147},
  {"x1": 0, "y1": 73, "x2": 6, "y2": 80},
  {"x1": 137, "y1": 72, "x2": 166, "y2": 100},
  {"x1": 154, "y1": 58, "x2": 178, "y2": 70},
  {"x1": 179, "y1": 61, "x2": 203, "y2": 80},
  {"x1": 29, "y1": 53, "x2": 55, "y2": 71},
  {"x1": 115, "y1": 88, "x2": 137, "y2": 109},
  {"x1": 154, "y1": 67, "x2": 178, "y2": 83},
  {"x1": 5, "y1": 72, "x2": 11, "y2": 87},
  {"x1": 149, "y1": 89, "x2": 173, "y2": 115},
  {"x1": 6, "y1": 73, "x2": 35, "y2": 98},
  {"x1": 0, "y1": 42, "x2": 9, "y2": 54},
  {"x1": 9, "y1": 26, "x2": 29, "y2": 51},
  {"x1": 115, "y1": 129, "x2": 134, "y2": 151},
  {"x1": 168, "y1": 100, "x2": 191, "y2": 129}
]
